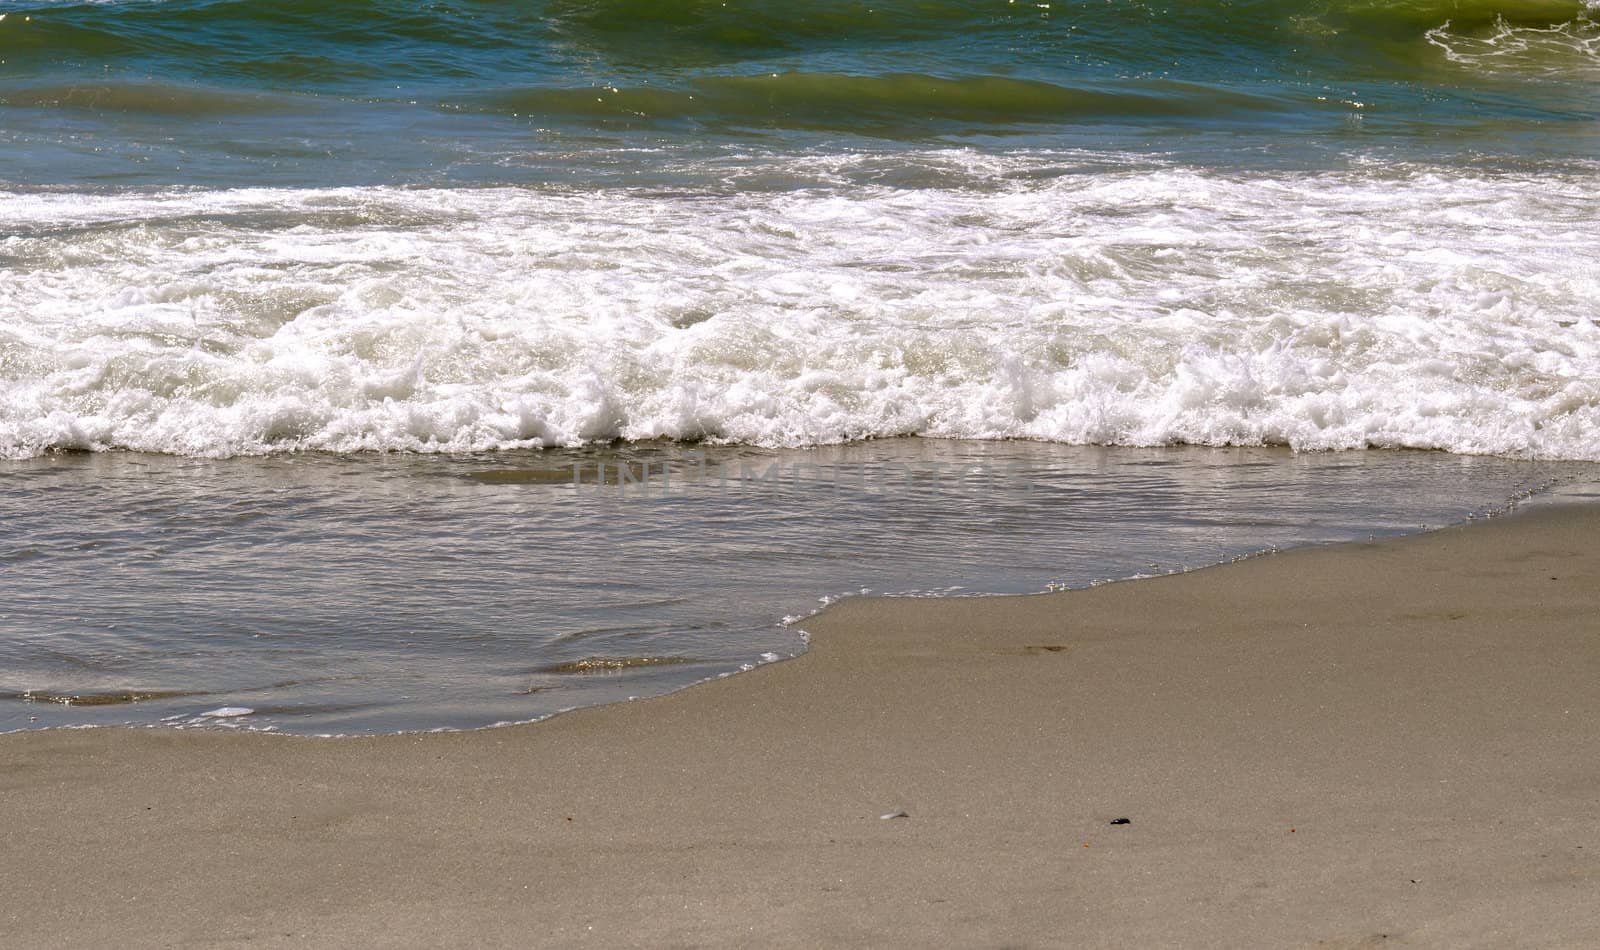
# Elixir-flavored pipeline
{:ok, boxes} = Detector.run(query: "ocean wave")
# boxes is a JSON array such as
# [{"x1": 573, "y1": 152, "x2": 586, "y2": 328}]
[
  {"x1": 1426, "y1": 12, "x2": 1600, "y2": 77},
  {"x1": 2, "y1": 154, "x2": 1597, "y2": 461},
  {"x1": 540, "y1": 0, "x2": 1600, "y2": 53},
  {"x1": 3, "y1": 0, "x2": 1593, "y2": 87},
  {"x1": 1325, "y1": 0, "x2": 1591, "y2": 31},
  {"x1": 464, "y1": 73, "x2": 1301, "y2": 132},
  {"x1": 0, "y1": 80, "x2": 305, "y2": 115}
]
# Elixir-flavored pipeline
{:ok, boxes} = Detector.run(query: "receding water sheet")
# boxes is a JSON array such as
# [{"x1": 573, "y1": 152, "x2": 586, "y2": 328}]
[{"x1": 0, "y1": 441, "x2": 1587, "y2": 734}]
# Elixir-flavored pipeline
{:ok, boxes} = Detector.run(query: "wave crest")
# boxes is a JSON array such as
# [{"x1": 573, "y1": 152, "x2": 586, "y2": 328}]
[
  {"x1": 466, "y1": 73, "x2": 1296, "y2": 132},
  {"x1": 3, "y1": 157, "x2": 1598, "y2": 461},
  {"x1": 1426, "y1": 12, "x2": 1600, "y2": 76}
]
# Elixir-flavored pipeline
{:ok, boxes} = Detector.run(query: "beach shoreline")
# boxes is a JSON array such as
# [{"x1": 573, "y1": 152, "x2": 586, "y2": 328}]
[
  {"x1": 9, "y1": 441, "x2": 1574, "y2": 736},
  {"x1": 4, "y1": 503, "x2": 1599, "y2": 947}
]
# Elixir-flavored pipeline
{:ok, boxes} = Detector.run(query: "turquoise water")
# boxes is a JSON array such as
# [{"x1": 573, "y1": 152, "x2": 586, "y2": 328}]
[{"x1": 2, "y1": 0, "x2": 1597, "y2": 187}]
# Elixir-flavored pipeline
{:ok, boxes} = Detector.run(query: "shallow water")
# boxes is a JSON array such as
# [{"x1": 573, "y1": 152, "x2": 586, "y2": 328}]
[{"x1": 0, "y1": 440, "x2": 1586, "y2": 734}]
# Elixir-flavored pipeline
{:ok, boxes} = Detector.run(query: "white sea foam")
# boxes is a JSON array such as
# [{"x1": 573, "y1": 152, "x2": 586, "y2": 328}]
[
  {"x1": 2, "y1": 154, "x2": 1598, "y2": 460},
  {"x1": 1427, "y1": 12, "x2": 1600, "y2": 77}
]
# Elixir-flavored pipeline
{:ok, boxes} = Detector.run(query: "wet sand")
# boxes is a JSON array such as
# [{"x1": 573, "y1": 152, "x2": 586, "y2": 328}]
[{"x1": 4, "y1": 505, "x2": 1598, "y2": 948}]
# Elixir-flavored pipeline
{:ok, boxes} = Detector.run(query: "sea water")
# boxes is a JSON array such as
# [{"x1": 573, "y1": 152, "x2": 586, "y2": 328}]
[
  {"x1": 0, "y1": 442, "x2": 1586, "y2": 734},
  {"x1": 2, "y1": 0, "x2": 1598, "y2": 732}
]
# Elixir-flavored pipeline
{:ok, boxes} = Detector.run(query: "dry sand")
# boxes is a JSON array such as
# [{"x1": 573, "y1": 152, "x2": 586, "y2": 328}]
[{"x1": 3, "y1": 505, "x2": 1598, "y2": 948}]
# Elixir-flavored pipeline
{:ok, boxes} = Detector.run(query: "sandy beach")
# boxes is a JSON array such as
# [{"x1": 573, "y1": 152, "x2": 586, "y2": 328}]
[{"x1": 4, "y1": 504, "x2": 1598, "y2": 948}]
